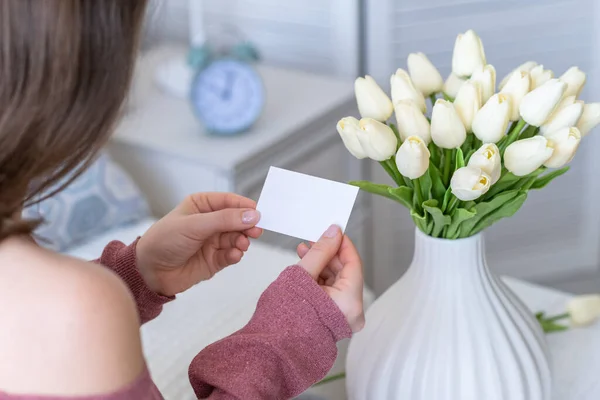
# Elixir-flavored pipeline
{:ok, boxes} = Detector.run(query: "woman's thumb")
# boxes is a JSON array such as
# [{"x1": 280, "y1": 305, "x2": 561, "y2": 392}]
[{"x1": 298, "y1": 225, "x2": 343, "y2": 279}]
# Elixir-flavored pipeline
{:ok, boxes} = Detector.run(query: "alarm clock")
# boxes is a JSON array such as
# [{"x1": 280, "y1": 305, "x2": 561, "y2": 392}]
[{"x1": 189, "y1": 42, "x2": 265, "y2": 135}]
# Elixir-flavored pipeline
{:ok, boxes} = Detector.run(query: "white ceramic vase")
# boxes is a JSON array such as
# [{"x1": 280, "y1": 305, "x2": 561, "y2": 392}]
[{"x1": 346, "y1": 229, "x2": 552, "y2": 400}]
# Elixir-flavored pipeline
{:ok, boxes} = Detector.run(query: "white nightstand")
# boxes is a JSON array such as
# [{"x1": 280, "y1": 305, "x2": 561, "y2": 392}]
[{"x1": 109, "y1": 45, "x2": 369, "y2": 256}]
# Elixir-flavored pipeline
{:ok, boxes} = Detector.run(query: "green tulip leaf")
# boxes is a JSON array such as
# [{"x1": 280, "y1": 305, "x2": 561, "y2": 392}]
[
  {"x1": 455, "y1": 147, "x2": 465, "y2": 170},
  {"x1": 481, "y1": 172, "x2": 521, "y2": 200},
  {"x1": 388, "y1": 186, "x2": 415, "y2": 210},
  {"x1": 442, "y1": 187, "x2": 453, "y2": 212},
  {"x1": 446, "y1": 207, "x2": 477, "y2": 239},
  {"x1": 459, "y1": 189, "x2": 522, "y2": 237},
  {"x1": 428, "y1": 142, "x2": 441, "y2": 166},
  {"x1": 349, "y1": 181, "x2": 397, "y2": 201},
  {"x1": 419, "y1": 171, "x2": 433, "y2": 200},
  {"x1": 411, "y1": 208, "x2": 429, "y2": 234},
  {"x1": 428, "y1": 162, "x2": 446, "y2": 201},
  {"x1": 469, "y1": 190, "x2": 528, "y2": 236},
  {"x1": 423, "y1": 200, "x2": 451, "y2": 237},
  {"x1": 531, "y1": 166, "x2": 570, "y2": 190}
]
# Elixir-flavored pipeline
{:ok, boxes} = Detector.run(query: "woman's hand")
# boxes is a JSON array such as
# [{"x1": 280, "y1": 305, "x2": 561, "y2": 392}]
[
  {"x1": 136, "y1": 193, "x2": 262, "y2": 297},
  {"x1": 296, "y1": 225, "x2": 365, "y2": 332}
]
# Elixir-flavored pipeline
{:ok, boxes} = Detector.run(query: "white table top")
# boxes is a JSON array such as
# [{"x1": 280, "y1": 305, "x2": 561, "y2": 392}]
[
  {"x1": 140, "y1": 243, "x2": 600, "y2": 400},
  {"x1": 116, "y1": 46, "x2": 354, "y2": 170}
]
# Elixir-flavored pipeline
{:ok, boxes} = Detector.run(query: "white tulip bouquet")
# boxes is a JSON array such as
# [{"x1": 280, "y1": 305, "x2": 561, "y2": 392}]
[{"x1": 338, "y1": 29, "x2": 600, "y2": 239}]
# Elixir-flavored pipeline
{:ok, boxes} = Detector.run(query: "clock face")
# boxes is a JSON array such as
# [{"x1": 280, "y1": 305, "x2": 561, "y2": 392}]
[{"x1": 191, "y1": 59, "x2": 265, "y2": 135}]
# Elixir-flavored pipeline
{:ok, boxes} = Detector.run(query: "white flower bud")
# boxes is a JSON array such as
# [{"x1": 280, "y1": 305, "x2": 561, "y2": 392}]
[
  {"x1": 450, "y1": 166, "x2": 491, "y2": 201},
  {"x1": 355, "y1": 75, "x2": 394, "y2": 122},
  {"x1": 395, "y1": 136, "x2": 431, "y2": 179},
  {"x1": 391, "y1": 69, "x2": 427, "y2": 113},
  {"x1": 470, "y1": 64, "x2": 496, "y2": 103},
  {"x1": 543, "y1": 127, "x2": 581, "y2": 169},
  {"x1": 472, "y1": 94, "x2": 512, "y2": 143},
  {"x1": 443, "y1": 73, "x2": 466, "y2": 99},
  {"x1": 467, "y1": 143, "x2": 502, "y2": 184},
  {"x1": 336, "y1": 117, "x2": 367, "y2": 159},
  {"x1": 394, "y1": 100, "x2": 431, "y2": 144},
  {"x1": 540, "y1": 96, "x2": 584, "y2": 136},
  {"x1": 504, "y1": 136, "x2": 554, "y2": 177},
  {"x1": 499, "y1": 61, "x2": 537, "y2": 90},
  {"x1": 453, "y1": 81, "x2": 482, "y2": 133},
  {"x1": 529, "y1": 65, "x2": 554, "y2": 89},
  {"x1": 519, "y1": 79, "x2": 567, "y2": 127},
  {"x1": 407, "y1": 52, "x2": 444, "y2": 96},
  {"x1": 568, "y1": 294, "x2": 600, "y2": 327},
  {"x1": 560, "y1": 66, "x2": 586, "y2": 98},
  {"x1": 356, "y1": 118, "x2": 398, "y2": 161},
  {"x1": 500, "y1": 70, "x2": 531, "y2": 121},
  {"x1": 452, "y1": 30, "x2": 487, "y2": 78},
  {"x1": 577, "y1": 102, "x2": 600, "y2": 137},
  {"x1": 430, "y1": 99, "x2": 467, "y2": 149}
]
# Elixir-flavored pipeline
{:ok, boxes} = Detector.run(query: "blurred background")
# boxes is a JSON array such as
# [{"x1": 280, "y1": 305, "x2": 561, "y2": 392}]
[{"x1": 34, "y1": 0, "x2": 600, "y2": 297}]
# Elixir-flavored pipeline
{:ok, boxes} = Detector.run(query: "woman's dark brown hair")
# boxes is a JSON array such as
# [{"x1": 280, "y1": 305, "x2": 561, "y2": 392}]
[{"x1": 0, "y1": 0, "x2": 148, "y2": 239}]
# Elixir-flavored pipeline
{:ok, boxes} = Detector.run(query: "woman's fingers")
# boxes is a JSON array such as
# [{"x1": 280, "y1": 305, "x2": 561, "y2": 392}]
[
  {"x1": 186, "y1": 193, "x2": 257, "y2": 214},
  {"x1": 243, "y1": 226, "x2": 263, "y2": 239},
  {"x1": 297, "y1": 225, "x2": 343, "y2": 280}
]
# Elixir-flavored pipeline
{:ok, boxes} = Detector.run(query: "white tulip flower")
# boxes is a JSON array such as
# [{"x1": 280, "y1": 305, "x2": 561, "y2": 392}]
[
  {"x1": 453, "y1": 81, "x2": 482, "y2": 133},
  {"x1": 391, "y1": 68, "x2": 427, "y2": 113},
  {"x1": 499, "y1": 61, "x2": 538, "y2": 90},
  {"x1": 430, "y1": 99, "x2": 467, "y2": 149},
  {"x1": 504, "y1": 136, "x2": 554, "y2": 176},
  {"x1": 407, "y1": 52, "x2": 444, "y2": 97},
  {"x1": 544, "y1": 127, "x2": 581, "y2": 169},
  {"x1": 443, "y1": 73, "x2": 466, "y2": 99},
  {"x1": 356, "y1": 118, "x2": 398, "y2": 161},
  {"x1": 336, "y1": 117, "x2": 367, "y2": 159},
  {"x1": 395, "y1": 136, "x2": 431, "y2": 179},
  {"x1": 355, "y1": 75, "x2": 394, "y2": 122},
  {"x1": 568, "y1": 294, "x2": 600, "y2": 327},
  {"x1": 540, "y1": 96, "x2": 584, "y2": 136},
  {"x1": 468, "y1": 143, "x2": 502, "y2": 184},
  {"x1": 500, "y1": 70, "x2": 531, "y2": 121},
  {"x1": 577, "y1": 102, "x2": 600, "y2": 137},
  {"x1": 451, "y1": 166, "x2": 492, "y2": 201},
  {"x1": 472, "y1": 93, "x2": 512, "y2": 143},
  {"x1": 519, "y1": 79, "x2": 567, "y2": 127},
  {"x1": 394, "y1": 100, "x2": 431, "y2": 144},
  {"x1": 529, "y1": 65, "x2": 554, "y2": 89},
  {"x1": 470, "y1": 64, "x2": 496, "y2": 103},
  {"x1": 452, "y1": 30, "x2": 487, "y2": 78},
  {"x1": 560, "y1": 66, "x2": 586, "y2": 98}
]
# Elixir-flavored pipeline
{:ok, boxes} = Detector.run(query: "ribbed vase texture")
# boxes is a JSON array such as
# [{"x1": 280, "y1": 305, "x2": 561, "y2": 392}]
[{"x1": 346, "y1": 229, "x2": 552, "y2": 400}]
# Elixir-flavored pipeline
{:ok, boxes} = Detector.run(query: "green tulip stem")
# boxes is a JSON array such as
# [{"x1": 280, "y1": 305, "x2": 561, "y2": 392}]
[
  {"x1": 313, "y1": 372, "x2": 346, "y2": 387},
  {"x1": 443, "y1": 149, "x2": 453, "y2": 186},
  {"x1": 413, "y1": 178, "x2": 425, "y2": 208},
  {"x1": 447, "y1": 196, "x2": 459, "y2": 214},
  {"x1": 545, "y1": 312, "x2": 570, "y2": 322},
  {"x1": 429, "y1": 93, "x2": 438, "y2": 108},
  {"x1": 500, "y1": 119, "x2": 527, "y2": 154}
]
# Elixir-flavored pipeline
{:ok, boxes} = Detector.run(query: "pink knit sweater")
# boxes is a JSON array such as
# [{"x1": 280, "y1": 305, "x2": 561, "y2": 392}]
[{"x1": 0, "y1": 241, "x2": 352, "y2": 400}]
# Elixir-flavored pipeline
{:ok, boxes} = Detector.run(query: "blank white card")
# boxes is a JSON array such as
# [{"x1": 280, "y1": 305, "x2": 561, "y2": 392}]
[{"x1": 256, "y1": 167, "x2": 359, "y2": 242}]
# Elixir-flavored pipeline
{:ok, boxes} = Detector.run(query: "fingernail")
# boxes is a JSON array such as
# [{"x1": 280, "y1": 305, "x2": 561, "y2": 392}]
[
  {"x1": 242, "y1": 210, "x2": 260, "y2": 224},
  {"x1": 323, "y1": 224, "x2": 340, "y2": 238}
]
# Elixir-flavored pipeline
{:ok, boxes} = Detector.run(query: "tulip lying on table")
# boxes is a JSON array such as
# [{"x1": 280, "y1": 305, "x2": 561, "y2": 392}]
[{"x1": 339, "y1": 28, "x2": 600, "y2": 240}]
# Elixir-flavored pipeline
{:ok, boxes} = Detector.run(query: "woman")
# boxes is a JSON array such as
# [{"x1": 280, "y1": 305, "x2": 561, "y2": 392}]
[{"x1": 0, "y1": 1, "x2": 365, "y2": 399}]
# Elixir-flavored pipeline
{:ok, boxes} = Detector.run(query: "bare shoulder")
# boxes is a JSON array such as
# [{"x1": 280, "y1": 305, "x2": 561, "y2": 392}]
[{"x1": 0, "y1": 238, "x2": 145, "y2": 396}]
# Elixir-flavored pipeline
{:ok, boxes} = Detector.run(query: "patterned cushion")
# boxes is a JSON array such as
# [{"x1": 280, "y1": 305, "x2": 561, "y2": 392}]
[{"x1": 22, "y1": 153, "x2": 151, "y2": 251}]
